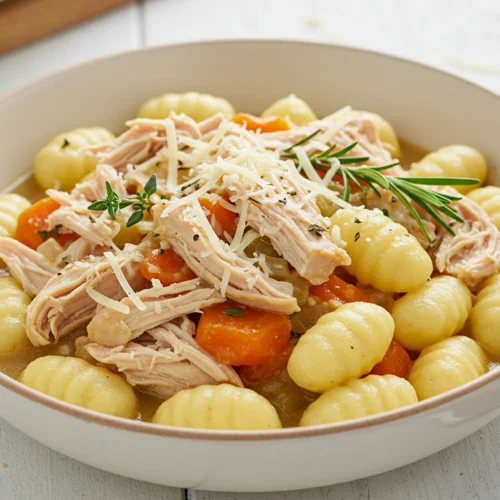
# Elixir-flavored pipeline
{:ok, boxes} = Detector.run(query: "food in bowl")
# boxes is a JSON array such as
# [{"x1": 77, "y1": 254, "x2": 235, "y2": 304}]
[{"x1": 0, "y1": 90, "x2": 497, "y2": 430}]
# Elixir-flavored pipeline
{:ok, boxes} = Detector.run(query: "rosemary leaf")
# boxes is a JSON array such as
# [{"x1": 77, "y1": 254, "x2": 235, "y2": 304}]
[{"x1": 283, "y1": 129, "x2": 321, "y2": 152}]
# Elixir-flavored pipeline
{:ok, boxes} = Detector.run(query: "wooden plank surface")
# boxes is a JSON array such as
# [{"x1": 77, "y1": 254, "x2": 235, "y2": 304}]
[
  {"x1": 1, "y1": 1, "x2": 500, "y2": 499},
  {"x1": 0, "y1": 2, "x2": 142, "y2": 95},
  {"x1": 0, "y1": 420, "x2": 183, "y2": 500},
  {"x1": 0, "y1": 0, "x2": 132, "y2": 55}
]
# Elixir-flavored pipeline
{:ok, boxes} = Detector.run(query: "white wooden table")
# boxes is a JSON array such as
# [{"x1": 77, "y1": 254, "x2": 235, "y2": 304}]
[{"x1": 1, "y1": 1, "x2": 500, "y2": 498}]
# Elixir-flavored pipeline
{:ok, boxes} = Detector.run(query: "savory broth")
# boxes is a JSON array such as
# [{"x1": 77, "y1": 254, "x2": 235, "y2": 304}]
[{"x1": 0, "y1": 136, "x2": 429, "y2": 425}]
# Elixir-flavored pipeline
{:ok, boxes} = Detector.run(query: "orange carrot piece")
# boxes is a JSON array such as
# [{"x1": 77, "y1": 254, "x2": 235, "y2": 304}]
[
  {"x1": 15, "y1": 198, "x2": 79, "y2": 250},
  {"x1": 233, "y1": 113, "x2": 291, "y2": 133},
  {"x1": 371, "y1": 339, "x2": 412, "y2": 379},
  {"x1": 199, "y1": 194, "x2": 238, "y2": 240},
  {"x1": 139, "y1": 248, "x2": 196, "y2": 286},
  {"x1": 309, "y1": 274, "x2": 372, "y2": 304},
  {"x1": 238, "y1": 345, "x2": 294, "y2": 383},
  {"x1": 196, "y1": 302, "x2": 291, "y2": 366}
]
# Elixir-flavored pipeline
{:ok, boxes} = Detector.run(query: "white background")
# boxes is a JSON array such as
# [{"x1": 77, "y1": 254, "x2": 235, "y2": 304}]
[{"x1": 1, "y1": 1, "x2": 500, "y2": 498}]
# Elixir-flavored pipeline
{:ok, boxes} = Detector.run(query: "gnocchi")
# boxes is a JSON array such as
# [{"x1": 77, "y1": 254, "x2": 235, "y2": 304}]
[
  {"x1": 33, "y1": 127, "x2": 115, "y2": 191},
  {"x1": 288, "y1": 302, "x2": 394, "y2": 393},
  {"x1": 330, "y1": 208, "x2": 433, "y2": 292},
  {"x1": 138, "y1": 92, "x2": 236, "y2": 121},
  {"x1": 354, "y1": 110, "x2": 401, "y2": 158},
  {"x1": 467, "y1": 186, "x2": 500, "y2": 229},
  {"x1": 300, "y1": 375, "x2": 417, "y2": 426},
  {"x1": 0, "y1": 277, "x2": 31, "y2": 358},
  {"x1": 0, "y1": 194, "x2": 31, "y2": 237},
  {"x1": 153, "y1": 384, "x2": 282, "y2": 430},
  {"x1": 392, "y1": 276, "x2": 472, "y2": 351},
  {"x1": 21, "y1": 356, "x2": 138, "y2": 418},
  {"x1": 261, "y1": 95, "x2": 317, "y2": 125},
  {"x1": 470, "y1": 274, "x2": 500, "y2": 356},
  {"x1": 410, "y1": 145, "x2": 487, "y2": 193},
  {"x1": 408, "y1": 336, "x2": 488, "y2": 400}
]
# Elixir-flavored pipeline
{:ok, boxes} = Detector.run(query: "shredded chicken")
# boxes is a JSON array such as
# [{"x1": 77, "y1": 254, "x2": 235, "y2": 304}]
[
  {"x1": 0, "y1": 238, "x2": 59, "y2": 296},
  {"x1": 155, "y1": 204, "x2": 299, "y2": 314},
  {"x1": 87, "y1": 279, "x2": 225, "y2": 347},
  {"x1": 228, "y1": 171, "x2": 350, "y2": 284},
  {"x1": 47, "y1": 165, "x2": 124, "y2": 246},
  {"x1": 86, "y1": 316, "x2": 242, "y2": 398},
  {"x1": 88, "y1": 113, "x2": 203, "y2": 172},
  {"x1": 431, "y1": 188, "x2": 500, "y2": 290},
  {"x1": 351, "y1": 189, "x2": 437, "y2": 249},
  {"x1": 55, "y1": 238, "x2": 109, "y2": 266},
  {"x1": 26, "y1": 249, "x2": 146, "y2": 347}
]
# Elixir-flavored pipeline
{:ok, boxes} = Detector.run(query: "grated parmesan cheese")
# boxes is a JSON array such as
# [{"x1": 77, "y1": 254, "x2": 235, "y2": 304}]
[
  {"x1": 104, "y1": 251, "x2": 146, "y2": 311},
  {"x1": 230, "y1": 199, "x2": 248, "y2": 251},
  {"x1": 88, "y1": 288, "x2": 131, "y2": 314},
  {"x1": 151, "y1": 278, "x2": 163, "y2": 289}
]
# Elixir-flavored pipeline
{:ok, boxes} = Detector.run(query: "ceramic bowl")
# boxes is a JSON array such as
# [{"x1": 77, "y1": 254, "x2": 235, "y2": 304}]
[{"x1": 1, "y1": 40, "x2": 500, "y2": 492}]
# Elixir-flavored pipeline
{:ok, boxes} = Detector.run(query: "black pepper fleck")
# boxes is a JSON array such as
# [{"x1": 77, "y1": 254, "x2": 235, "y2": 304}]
[
  {"x1": 391, "y1": 196, "x2": 397, "y2": 203},
  {"x1": 354, "y1": 218, "x2": 361, "y2": 224},
  {"x1": 193, "y1": 234, "x2": 200, "y2": 241},
  {"x1": 159, "y1": 249, "x2": 165, "y2": 254},
  {"x1": 354, "y1": 232, "x2": 361, "y2": 242}
]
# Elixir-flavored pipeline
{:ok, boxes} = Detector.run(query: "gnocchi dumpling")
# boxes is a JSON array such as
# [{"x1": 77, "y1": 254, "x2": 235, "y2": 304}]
[
  {"x1": 21, "y1": 356, "x2": 138, "y2": 418},
  {"x1": 353, "y1": 110, "x2": 400, "y2": 158},
  {"x1": 467, "y1": 186, "x2": 500, "y2": 229},
  {"x1": 288, "y1": 302, "x2": 394, "y2": 393},
  {"x1": 410, "y1": 145, "x2": 487, "y2": 193},
  {"x1": 470, "y1": 274, "x2": 500, "y2": 356},
  {"x1": 261, "y1": 95, "x2": 317, "y2": 125},
  {"x1": 330, "y1": 208, "x2": 433, "y2": 292},
  {"x1": 0, "y1": 277, "x2": 31, "y2": 359},
  {"x1": 300, "y1": 375, "x2": 417, "y2": 426},
  {"x1": 0, "y1": 194, "x2": 31, "y2": 237},
  {"x1": 33, "y1": 127, "x2": 115, "y2": 192},
  {"x1": 408, "y1": 336, "x2": 488, "y2": 400},
  {"x1": 153, "y1": 384, "x2": 282, "y2": 430},
  {"x1": 138, "y1": 92, "x2": 236, "y2": 122},
  {"x1": 392, "y1": 276, "x2": 472, "y2": 351}
]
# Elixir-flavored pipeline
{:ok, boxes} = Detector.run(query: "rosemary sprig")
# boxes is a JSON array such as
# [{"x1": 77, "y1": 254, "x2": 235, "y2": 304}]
[
  {"x1": 88, "y1": 174, "x2": 157, "y2": 227},
  {"x1": 281, "y1": 131, "x2": 480, "y2": 242}
]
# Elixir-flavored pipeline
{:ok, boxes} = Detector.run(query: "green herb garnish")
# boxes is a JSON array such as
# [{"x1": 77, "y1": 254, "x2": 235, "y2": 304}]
[
  {"x1": 224, "y1": 308, "x2": 245, "y2": 317},
  {"x1": 282, "y1": 131, "x2": 480, "y2": 242},
  {"x1": 308, "y1": 224, "x2": 326, "y2": 236},
  {"x1": 37, "y1": 227, "x2": 62, "y2": 240},
  {"x1": 88, "y1": 174, "x2": 157, "y2": 227}
]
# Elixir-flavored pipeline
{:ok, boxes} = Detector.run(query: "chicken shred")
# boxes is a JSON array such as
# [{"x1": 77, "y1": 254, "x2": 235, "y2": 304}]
[
  {"x1": 86, "y1": 316, "x2": 242, "y2": 399},
  {"x1": 431, "y1": 188, "x2": 500, "y2": 290}
]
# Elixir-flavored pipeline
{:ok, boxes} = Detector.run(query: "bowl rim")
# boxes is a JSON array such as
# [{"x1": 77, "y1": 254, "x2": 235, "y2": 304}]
[{"x1": 1, "y1": 38, "x2": 500, "y2": 441}]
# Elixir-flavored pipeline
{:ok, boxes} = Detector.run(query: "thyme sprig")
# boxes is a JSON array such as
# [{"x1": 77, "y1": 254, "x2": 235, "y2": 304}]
[
  {"x1": 282, "y1": 130, "x2": 479, "y2": 242},
  {"x1": 88, "y1": 174, "x2": 157, "y2": 227}
]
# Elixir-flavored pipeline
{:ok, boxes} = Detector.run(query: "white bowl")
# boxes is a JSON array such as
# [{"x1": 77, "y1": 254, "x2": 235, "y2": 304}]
[{"x1": 1, "y1": 40, "x2": 500, "y2": 493}]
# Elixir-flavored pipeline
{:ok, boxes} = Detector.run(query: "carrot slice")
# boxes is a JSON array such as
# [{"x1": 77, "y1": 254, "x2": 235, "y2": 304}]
[
  {"x1": 309, "y1": 274, "x2": 372, "y2": 304},
  {"x1": 199, "y1": 194, "x2": 237, "y2": 240},
  {"x1": 15, "y1": 198, "x2": 79, "y2": 250},
  {"x1": 238, "y1": 345, "x2": 294, "y2": 383},
  {"x1": 233, "y1": 113, "x2": 291, "y2": 133},
  {"x1": 139, "y1": 248, "x2": 196, "y2": 286},
  {"x1": 196, "y1": 302, "x2": 291, "y2": 366},
  {"x1": 371, "y1": 339, "x2": 412, "y2": 379}
]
